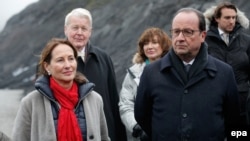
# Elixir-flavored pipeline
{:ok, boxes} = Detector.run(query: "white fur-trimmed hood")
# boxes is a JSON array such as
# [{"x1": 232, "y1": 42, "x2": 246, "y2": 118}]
[{"x1": 203, "y1": 6, "x2": 249, "y2": 30}]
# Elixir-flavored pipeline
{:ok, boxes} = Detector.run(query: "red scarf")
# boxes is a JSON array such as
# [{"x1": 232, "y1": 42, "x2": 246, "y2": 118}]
[{"x1": 50, "y1": 77, "x2": 83, "y2": 141}]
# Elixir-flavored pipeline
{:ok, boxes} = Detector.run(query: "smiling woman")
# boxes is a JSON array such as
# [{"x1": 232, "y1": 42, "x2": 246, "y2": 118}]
[
  {"x1": 0, "y1": 0, "x2": 38, "y2": 30},
  {"x1": 12, "y1": 38, "x2": 110, "y2": 141}
]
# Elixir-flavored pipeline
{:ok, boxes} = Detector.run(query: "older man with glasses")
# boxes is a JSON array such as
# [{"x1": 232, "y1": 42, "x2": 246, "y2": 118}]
[{"x1": 134, "y1": 7, "x2": 240, "y2": 141}]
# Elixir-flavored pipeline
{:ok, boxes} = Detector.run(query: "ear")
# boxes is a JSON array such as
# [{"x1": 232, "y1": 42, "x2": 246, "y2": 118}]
[
  {"x1": 215, "y1": 17, "x2": 220, "y2": 23},
  {"x1": 64, "y1": 25, "x2": 68, "y2": 37},
  {"x1": 200, "y1": 31, "x2": 207, "y2": 42},
  {"x1": 89, "y1": 28, "x2": 92, "y2": 37},
  {"x1": 44, "y1": 62, "x2": 50, "y2": 73}
]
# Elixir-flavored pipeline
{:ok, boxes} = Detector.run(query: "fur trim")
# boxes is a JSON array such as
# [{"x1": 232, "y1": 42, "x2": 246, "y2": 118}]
[
  {"x1": 132, "y1": 52, "x2": 143, "y2": 64},
  {"x1": 204, "y1": 6, "x2": 249, "y2": 30}
]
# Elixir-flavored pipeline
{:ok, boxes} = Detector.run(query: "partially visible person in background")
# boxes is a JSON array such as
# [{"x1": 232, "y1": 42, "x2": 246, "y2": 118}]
[
  {"x1": 64, "y1": 8, "x2": 126, "y2": 141},
  {"x1": 119, "y1": 27, "x2": 171, "y2": 141},
  {"x1": 204, "y1": 2, "x2": 250, "y2": 126},
  {"x1": 0, "y1": 131, "x2": 10, "y2": 141},
  {"x1": 12, "y1": 38, "x2": 110, "y2": 141}
]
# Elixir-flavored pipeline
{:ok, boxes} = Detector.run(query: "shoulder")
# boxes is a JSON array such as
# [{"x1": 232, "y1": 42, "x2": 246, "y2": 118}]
[
  {"x1": 18, "y1": 90, "x2": 45, "y2": 113},
  {"x1": 85, "y1": 91, "x2": 103, "y2": 104},
  {"x1": 129, "y1": 63, "x2": 145, "y2": 74},
  {"x1": 88, "y1": 44, "x2": 110, "y2": 57},
  {"x1": 239, "y1": 31, "x2": 250, "y2": 40},
  {"x1": 208, "y1": 55, "x2": 233, "y2": 71},
  {"x1": 145, "y1": 55, "x2": 168, "y2": 72},
  {"x1": 140, "y1": 59, "x2": 163, "y2": 79},
  {"x1": 21, "y1": 90, "x2": 43, "y2": 102}
]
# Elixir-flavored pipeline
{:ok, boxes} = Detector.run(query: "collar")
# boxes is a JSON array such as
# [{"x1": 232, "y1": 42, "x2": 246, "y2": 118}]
[
  {"x1": 161, "y1": 44, "x2": 209, "y2": 72},
  {"x1": 183, "y1": 59, "x2": 195, "y2": 65},
  {"x1": 78, "y1": 47, "x2": 86, "y2": 56},
  {"x1": 80, "y1": 47, "x2": 86, "y2": 53},
  {"x1": 218, "y1": 28, "x2": 227, "y2": 35},
  {"x1": 35, "y1": 75, "x2": 95, "y2": 100}
]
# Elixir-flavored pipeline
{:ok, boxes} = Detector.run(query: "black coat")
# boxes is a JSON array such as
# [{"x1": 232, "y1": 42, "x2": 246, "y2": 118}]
[
  {"x1": 206, "y1": 23, "x2": 250, "y2": 116},
  {"x1": 77, "y1": 42, "x2": 126, "y2": 141},
  {"x1": 135, "y1": 46, "x2": 240, "y2": 141}
]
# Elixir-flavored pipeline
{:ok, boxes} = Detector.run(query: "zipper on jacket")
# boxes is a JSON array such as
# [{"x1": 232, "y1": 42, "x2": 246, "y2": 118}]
[
  {"x1": 74, "y1": 88, "x2": 93, "y2": 112},
  {"x1": 37, "y1": 88, "x2": 61, "y2": 110}
]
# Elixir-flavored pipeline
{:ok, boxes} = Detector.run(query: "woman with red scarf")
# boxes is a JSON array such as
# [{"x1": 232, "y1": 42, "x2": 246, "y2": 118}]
[{"x1": 12, "y1": 38, "x2": 110, "y2": 141}]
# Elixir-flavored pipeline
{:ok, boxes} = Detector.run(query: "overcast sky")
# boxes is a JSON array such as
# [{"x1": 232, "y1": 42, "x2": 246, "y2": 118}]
[{"x1": 0, "y1": 0, "x2": 38, "y2": 30}]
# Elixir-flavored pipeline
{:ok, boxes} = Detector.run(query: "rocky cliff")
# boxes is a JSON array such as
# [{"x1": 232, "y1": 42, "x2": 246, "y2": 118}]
[{"x1": 0, "y1": 0, "x2": 249, "y2": 92}]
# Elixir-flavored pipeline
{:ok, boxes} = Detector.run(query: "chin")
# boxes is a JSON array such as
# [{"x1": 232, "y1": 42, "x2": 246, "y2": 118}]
[
  {"x1": 175, "y1": 49, "x2": 187, "y2": 54},
  {"x1": 63, "y1": 76, "x2": 74, "y2": 81}
]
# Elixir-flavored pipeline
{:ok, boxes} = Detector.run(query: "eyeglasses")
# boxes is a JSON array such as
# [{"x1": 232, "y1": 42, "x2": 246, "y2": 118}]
[{"x1": 170, "y1": 29, "x2": 201, "y2": 37}]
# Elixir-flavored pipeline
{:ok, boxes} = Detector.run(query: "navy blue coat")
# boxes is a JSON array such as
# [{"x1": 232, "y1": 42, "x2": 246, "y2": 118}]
[{"x1": 135, "y1": 46, "x2": 240, "y2": 141}]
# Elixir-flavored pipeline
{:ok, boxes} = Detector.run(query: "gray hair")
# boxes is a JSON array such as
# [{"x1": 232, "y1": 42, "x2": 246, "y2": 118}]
[{"x1": 65, "y1": 8, "x2": 92, "y2": 27}]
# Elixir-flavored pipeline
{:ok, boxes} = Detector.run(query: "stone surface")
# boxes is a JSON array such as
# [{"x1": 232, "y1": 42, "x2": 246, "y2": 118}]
[{"x1": 0, "y1": 0, "x2": 249, "y2": 92}]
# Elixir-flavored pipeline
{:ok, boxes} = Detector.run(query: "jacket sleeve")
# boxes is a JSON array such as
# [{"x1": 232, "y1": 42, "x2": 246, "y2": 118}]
[
  {"x1": 134, "y1": 66, "x2": 152, "y2": 137},
  {"x1": 119, "y1": 72, "x2": 137, "y2": 133},
  {"x1": 12, "y1": 95, "x2": 31, "y2": 141},
  {"x1": 106, "y1": 55, "x2": 127, "y2": 140},
  {"x1": 224, "y1": 67, "x2": 240, "y2": 138},
  {"x1": 98, "y1": 94, "x2": 111, "y2": 141}
]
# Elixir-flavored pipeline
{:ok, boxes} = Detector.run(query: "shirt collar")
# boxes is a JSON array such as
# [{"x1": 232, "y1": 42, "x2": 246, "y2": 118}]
[
  {"x1": 218, "y1": 28, "x2": 227, "y2": 35},
  {"x1": 183, "y1": 59, "x2": 195, "y2": 65}
]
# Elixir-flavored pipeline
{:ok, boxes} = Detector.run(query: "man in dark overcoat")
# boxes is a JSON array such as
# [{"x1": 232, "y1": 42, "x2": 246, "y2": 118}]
[{"x1": 135, "y1": 8, "x2": 240, "y2": 141}]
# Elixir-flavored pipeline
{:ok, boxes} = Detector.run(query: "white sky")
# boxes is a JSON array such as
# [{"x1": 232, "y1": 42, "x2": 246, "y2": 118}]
[{"x1": 0, "y1": 0, "x2": 38, "y2": 30}]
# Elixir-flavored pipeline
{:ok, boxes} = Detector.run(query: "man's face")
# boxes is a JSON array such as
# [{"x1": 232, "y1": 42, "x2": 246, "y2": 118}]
[
  {"x1": 64, "y1": 16, "x2": 92, "y2": 51},
  {"x1": 171, "y1": 12, "x2": 206, "y2": 62},
  {"x1": 216, "y1": 8, "x2": 237, "y2": 33}
]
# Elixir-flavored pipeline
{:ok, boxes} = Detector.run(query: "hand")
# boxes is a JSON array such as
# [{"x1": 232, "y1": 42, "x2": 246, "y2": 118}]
[
  {"x1": 132, "y1": 124, "x2": 149, "y2": 141},
  {"x1": 132, "y1": 124, "x2": 142, "y2": 138},
  {"x1": 139, "y1": 130, "x2": 149, "y2": 141}
]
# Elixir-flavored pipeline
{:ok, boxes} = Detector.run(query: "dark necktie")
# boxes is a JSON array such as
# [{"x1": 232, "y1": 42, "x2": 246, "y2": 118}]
[{"x1": 185, "y1": 64, "x2": 191, "y2": 72}]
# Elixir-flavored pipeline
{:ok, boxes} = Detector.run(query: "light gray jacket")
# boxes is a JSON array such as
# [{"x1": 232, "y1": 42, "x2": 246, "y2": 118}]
[
  {"x1": 12, "y1": 82, "x2": 110, "y2": 141},
  {"x1": 119, "y1": 63, "x2": 146, "y2": 141}
]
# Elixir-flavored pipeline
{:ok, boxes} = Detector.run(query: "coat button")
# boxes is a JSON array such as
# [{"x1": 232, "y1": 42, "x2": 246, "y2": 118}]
[
  {"x1": 89, "y1": 135, "x2": 94, "y2": 139},
  {"x1": 182, "y1": 113, "x2": 187, "y2": 118},
  {"x1": 184, "y1": 89, "x2": 188, "y2": 94}
]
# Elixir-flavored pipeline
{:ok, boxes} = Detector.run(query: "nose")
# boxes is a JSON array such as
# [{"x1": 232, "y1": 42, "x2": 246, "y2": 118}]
[
  {"x1": 64, "y1": 60, "x2": 71, "y2": 68},
  {"x1": 175, "y1": 31, "x2": 185, "y2": 40},
  {"x1": 76, "y1": 28, "x2": 83, "y2": 34},
  {"x1": 148, "y1": 42, "x2": 154, "y2": 48},
  {"x1": 144, "y1": 42, "x2": 153, "y2": 49},
  {"x1": 230, "y1": 18, "x2": 235, "y2": 23},
  {"x1": 229, "y1": 17, "x2": 236, "y2": 24}
]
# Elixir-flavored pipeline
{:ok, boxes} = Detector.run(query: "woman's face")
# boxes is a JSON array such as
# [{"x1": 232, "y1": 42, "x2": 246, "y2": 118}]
[
  {"x1": 143, "y1": 36, "x2": 163, "y2": 62},
  {"x1": 44, "y1": 44, "x2": 77, "y2": 87}
]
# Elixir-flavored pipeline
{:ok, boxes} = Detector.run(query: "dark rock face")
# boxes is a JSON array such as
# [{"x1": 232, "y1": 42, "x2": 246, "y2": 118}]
[{"x1": 0, "y1": 0, "x2": 249, "y2": 92}]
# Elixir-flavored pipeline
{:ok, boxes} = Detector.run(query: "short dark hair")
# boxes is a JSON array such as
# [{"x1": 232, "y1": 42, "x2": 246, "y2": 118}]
[{"x1": 172, "y1": 8, "x2": 206, "y2": 31}]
